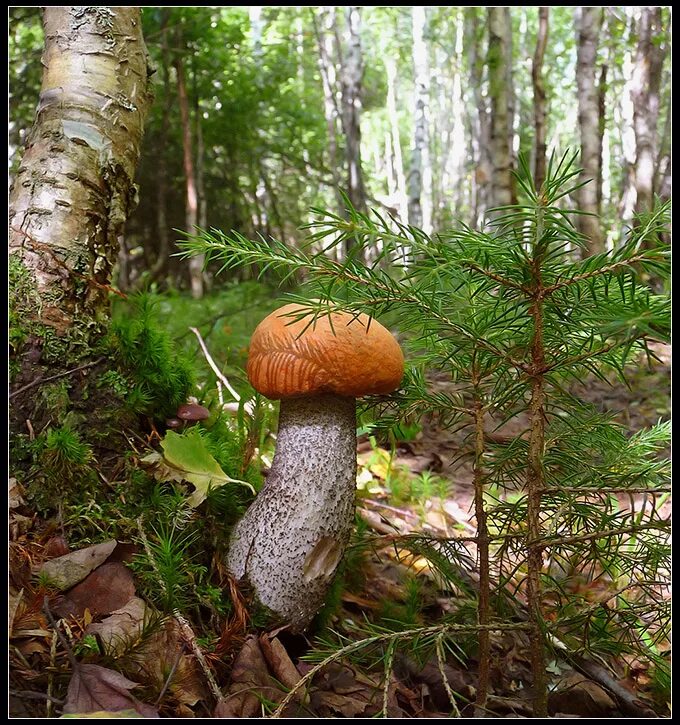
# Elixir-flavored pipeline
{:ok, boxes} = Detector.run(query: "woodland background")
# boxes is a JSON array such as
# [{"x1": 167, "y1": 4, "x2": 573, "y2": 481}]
[{"x1": 9, "y1": 6, "x2": 671, "y2": 291}]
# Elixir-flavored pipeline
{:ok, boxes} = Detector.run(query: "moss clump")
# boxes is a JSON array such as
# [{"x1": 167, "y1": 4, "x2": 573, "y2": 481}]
[{"x1": 107, "y1": 294, "x2": 194, "y2": 420}]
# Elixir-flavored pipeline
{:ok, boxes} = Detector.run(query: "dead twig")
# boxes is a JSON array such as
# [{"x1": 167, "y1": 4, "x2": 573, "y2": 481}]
[{"x1": 10, "y1": 358, "x2": 105, "y2": 400}]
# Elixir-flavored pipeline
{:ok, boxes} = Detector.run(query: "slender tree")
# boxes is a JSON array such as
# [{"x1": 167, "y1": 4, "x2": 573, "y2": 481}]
[
  {"x1": 487, "y1": 7, "x2": 516, "y2": 212},
  {"x1": 9, "y1": 7, "x2": 151, "y2": 399},
  {"x1": 339, "y1": 6, "x2": 367, "y2": 221},
  {"x1": 175, "y1": 53, "x2": 204, "y2": 298},
  {"x1": 575, "y1": 6, "x2": 604, "y2": 255},
  {"x1": 466, "y1": 7, "x2": 492, "y2": 227},
  {"x1": 408, "y1": 5, "x2": 433, "y2": 233},
  {"x1": 631, "y1": 6, "x2": 666, "y2": 219},
  {"x1": 532, "y1": 7, "x2": 549, "y2": 192}
]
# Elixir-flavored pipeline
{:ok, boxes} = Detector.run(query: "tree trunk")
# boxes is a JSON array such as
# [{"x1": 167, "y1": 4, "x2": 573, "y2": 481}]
[
  {"x1": 9, "y1": 7, "x2": 151, "y2": 394},
  {"x1": 532, "y1": 7, "x2": 549, "y2": 192},
  {"x1": 631, "y1": 7, "x2": 666, "y2": 218},
  {"x1": 339, "y1": 6, "x2": 367, "y2": 225},
  {"x1": 408, "y1": 6, "x2": 433, "y2": 234},
  {"x1": 147, "y1": 10, "x2": 172, "y2": 286},
  {"x1": 487, "y1": 7, "x2": 516, "y2": 213},
  {"x1": 385, "y1": 55, "x2": 408, "y2": 224},
  {"x1": 175, "y1": 54, "x2": 204, "y2": 298},
  {"x1": 466, "y1": 7, "x2": 492, "y2": 227},
  {"x1": 575, "y1": 6, "x2": 604, "y2": 256},
  {"x1": 312, "y1": 7, "x2": 345, "y2": 218}
]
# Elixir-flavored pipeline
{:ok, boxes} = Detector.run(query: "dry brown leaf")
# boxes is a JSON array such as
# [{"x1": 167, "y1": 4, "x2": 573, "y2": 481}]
[
  {"x1": 259, "y1": 634, "x2": 301, "y2": 690},
  {"x1": 63, "y1": 663, "x2": 159, "y2": 717},
  {"x1": 217, "y1": 635, "x2": 279, "y2": 717},
  {"x1": 9, "y1": 477, "x2": 25, "y2": 509},
  {"x1": 55, "y1": 562, "x2": 135, "y2": 619},
  {"x1": 39, "y1": 540, "x2": 117, "y2": 591},
  {"x1": 129, "y1": 617, "x2": 207, "y2": 707},
  {"x1": 548, "y1": 673, "x2": 616, "y2": 717},
  {"x1": 85, "y1": 597, "x2": 149, "y2": 656},
  {"x1": 310, "y1": 689, "x2": 370, "y2": 717}
]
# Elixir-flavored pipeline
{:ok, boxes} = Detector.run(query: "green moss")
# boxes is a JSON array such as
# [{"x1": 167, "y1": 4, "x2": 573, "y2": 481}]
[{"x1": 106, "y1": 294, "x2": 194, "y2": 420}]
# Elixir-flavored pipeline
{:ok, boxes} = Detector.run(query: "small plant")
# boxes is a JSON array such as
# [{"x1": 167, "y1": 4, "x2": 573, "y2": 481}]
[{"x1": 107, "y1": 294, "x2": 194, "y2": 420}]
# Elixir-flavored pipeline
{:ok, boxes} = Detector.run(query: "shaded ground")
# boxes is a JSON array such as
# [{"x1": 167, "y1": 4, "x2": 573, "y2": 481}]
[{"x1": 9, "y1": 347, "x2": 670, "y2": 718}]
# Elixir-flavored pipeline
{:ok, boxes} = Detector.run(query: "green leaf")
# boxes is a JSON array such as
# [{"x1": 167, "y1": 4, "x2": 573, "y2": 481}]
[{"x1": 156, "y1": 429, "x2": 255, "y2": 507}]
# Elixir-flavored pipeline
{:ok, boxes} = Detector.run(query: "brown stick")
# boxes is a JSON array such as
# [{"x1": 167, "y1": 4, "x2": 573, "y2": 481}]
[
  {"x1": 472, "y1": 369, "x2": 491, "y2": 714},
  {"x1": 9, "y1": 358, "x2": 104, "y2": 399},
  {"x1": 525, "y1": 203, "x2": 548, "y2": 716}
]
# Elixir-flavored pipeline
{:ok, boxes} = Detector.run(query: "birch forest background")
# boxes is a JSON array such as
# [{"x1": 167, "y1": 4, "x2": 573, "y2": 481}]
[
  {"x1": 9, "y1": 6, "x2": 671, "y2": 720},
  {"x1": 9, "y1": 6, "x2": 671, "y2": 289}
]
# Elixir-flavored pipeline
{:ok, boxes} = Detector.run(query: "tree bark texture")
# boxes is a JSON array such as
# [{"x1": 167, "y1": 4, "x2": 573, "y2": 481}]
[
  {"x1": 313, "y1": 7, "x2": 345, "y2": 219},
  {"x1": 408, "y1": 5, "x2": 433, "y2": 234},
  {"x1": 9, "y1": 7, "x2": 152, "y2": 338},
  {"x1": 487, "y1": 7, "x2": 516, "y2": 213},
  {"x1": 532, "y1": 7, "x2": 549, "y2": 193},
  {"x1": 575, "y1": 7, "x2": 604, "y2": 256},
  {"x1": 175, "y1": 54, "x2": 204, "y2": 298},
  {"x1": 385, "y1": 55, "x2": 408, "y2": 224},
  {"x1": 466, "y1": 7, "x2": 492, "y2": 227},
  {"x1": 339, "y1": 6, "x2": 367, "y2": 220},
  {"x1": 631, "y1": 6, "x2": 666, "y2": 218}
]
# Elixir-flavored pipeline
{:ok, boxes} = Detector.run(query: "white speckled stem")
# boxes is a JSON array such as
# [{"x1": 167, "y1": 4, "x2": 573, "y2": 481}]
[{"x1": 227, "y1": 394, "x2": 357, "y2": 630}]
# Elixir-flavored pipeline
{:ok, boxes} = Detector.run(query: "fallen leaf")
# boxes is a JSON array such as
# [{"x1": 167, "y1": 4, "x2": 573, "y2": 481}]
[
  {"x1": 63, "y1": 663, "x2": 159, "y2": 717},
  {"x1": 9, "y1": 477, "x2": 25, "y2": 509},
  {"x1": 128, "y1": 617, "x2": 206, "y2": 707},
  {"x1": 39, "y1": 540, "x2": 117, "y2": 591},
  {"x1": 548, "y1": 673, "x2": 616, "y2": 717},
  {"x1": 310, "y1": 689, "x2": 369, "y2": 717},
  {"x1": 259, "y1": 634, "x2": 302, "y2": 690},
  {"x1": 217, "y1": 635, "x2": 278, "y2": 717},
  {"x1": 142, "y1": 430, "x2": 254, "y2": 507},
  {"x1": 61, "y1": 710, "x2": 145, "y2": 718},
  {"x1": 55, "y1": 562, "x2": 135, "y2": 619},
  {"x1": 85, "y1": 597, "x2": 149, "y2": 656}
]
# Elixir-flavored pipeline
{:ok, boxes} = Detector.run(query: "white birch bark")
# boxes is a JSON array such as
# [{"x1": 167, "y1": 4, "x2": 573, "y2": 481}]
[
  {"x1": 575, "y1": 6, "x2": 604, "y2": 256},
  {"x1": 9, "y1": 7, "x2": 151, "y2": 335},
  {"x1": 408, "y1": 5, "x2": 433, "y2": 234},
  {"x1": 487, "y1": 7, "x2": 516, "y2": 213}
]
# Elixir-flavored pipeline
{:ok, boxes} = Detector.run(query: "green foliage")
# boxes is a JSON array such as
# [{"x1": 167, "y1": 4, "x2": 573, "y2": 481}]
[
  {"x1": 179, "y1": 150, "x2": 671, "y2": 707},
  {"x1": 107, "y1": 295, "x2": 194, "y2": 419}
]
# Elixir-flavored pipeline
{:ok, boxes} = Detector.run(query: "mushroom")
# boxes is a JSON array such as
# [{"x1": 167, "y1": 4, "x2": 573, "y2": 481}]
[
  {"x1": 227, "y1": 303, "x2": 404, "y2": 629},
  {"x1": 176, "y1": 403, "x2": 210, "y2": 426}
]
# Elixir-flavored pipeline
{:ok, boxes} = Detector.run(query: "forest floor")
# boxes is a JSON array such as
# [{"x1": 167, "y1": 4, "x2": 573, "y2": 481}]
[{"x1": 9, "y1": 331, "x2": 670, "y2": 718}]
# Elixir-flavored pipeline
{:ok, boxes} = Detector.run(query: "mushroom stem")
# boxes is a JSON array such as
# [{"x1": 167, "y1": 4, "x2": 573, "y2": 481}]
[{"x1": 227, "y1": 393, "x2": 357, "y2": 629}]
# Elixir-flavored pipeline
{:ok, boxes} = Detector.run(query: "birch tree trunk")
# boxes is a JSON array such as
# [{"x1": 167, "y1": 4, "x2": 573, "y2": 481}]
[
  {"x1": 339, "y1": 6, "x2": 367, "y2": 221},
  {"x1": 408, "y1": 5, "x2": 433, "y2": 234},
  {"x1": 631, "y1": 6, "x2": 666, "y2": 218},
  {"x1": 9, "y1": 7, "x2": 151, "y2": 386},
  {"x1": 487, "y1": 7, "x2": 516, "y2": 212},
  {"x1": 385, "y1": 55, "x2": 408, "y2": 224},
  {"x1": 466, "y1": 7, "x2": 492, "y2": 227},
  {"x1": 313, "y1": 7, "x2": 345, "y2": 217},
  {"x1": 532, "y1": 7, "x2": 549, "y2": 192},
  {"x1": 575, "y1": 6, "x2": 604, "y2": 256},
  {"x1": 175, "y1": 54, "x2": 204, "y2": 299}
]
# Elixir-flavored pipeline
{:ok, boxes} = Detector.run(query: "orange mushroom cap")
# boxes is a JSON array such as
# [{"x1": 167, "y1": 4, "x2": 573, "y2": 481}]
[{"x1": 247, "y1": 303, "x2": 404, "y2": 399}]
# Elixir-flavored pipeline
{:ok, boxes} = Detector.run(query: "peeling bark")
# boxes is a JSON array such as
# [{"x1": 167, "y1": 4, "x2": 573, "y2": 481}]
[{"x1": 9, "y1": 7, "x2": 152, "y2": 333}]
